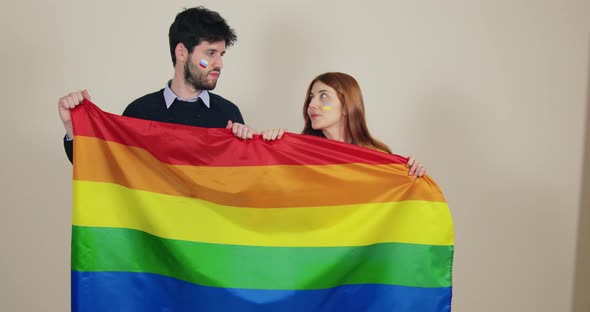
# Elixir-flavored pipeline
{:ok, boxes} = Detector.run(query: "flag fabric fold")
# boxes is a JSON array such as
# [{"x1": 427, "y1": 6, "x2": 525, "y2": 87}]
[{"x1": 71, "y1": 100, "x2": 454, "y2": 312}]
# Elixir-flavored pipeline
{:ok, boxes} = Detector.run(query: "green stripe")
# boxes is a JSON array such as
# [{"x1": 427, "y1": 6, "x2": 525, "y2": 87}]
[{"x1": 72, "y1": 226, "x2": 453, "y2": 290}]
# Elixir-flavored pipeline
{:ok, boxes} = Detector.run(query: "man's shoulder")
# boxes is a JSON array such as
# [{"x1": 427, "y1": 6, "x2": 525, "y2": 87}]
[
  {"x1": 208, "y1": 92, "x2": 244, "y2": 123},
  {"x1": 128, "y1": 89, "x2": 165, "y2": 107},
  {"x1": 123, "y1": 89, "x2": 165, "y2": 116},
  {"x1": 208, "y1": 92, "x2": 238, "y2": 109}
]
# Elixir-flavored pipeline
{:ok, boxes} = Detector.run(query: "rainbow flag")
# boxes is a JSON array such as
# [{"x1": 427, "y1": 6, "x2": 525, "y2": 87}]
[{"x1": 71, "y1": 100, "x2": 454, "y2": 311}]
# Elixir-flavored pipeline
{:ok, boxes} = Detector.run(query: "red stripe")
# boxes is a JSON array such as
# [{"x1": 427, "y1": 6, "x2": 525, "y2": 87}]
[{"x1": 71, "y1": 100, "x2": 408, "y2": 167}]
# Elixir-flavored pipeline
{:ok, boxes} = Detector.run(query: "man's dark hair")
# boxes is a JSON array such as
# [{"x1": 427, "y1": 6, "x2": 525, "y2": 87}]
[{"x1": 168, "y1": 6, "x2": 237, "y2": 66}]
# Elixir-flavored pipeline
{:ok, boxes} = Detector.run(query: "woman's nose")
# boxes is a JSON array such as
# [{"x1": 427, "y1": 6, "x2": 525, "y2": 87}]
[{"x1": 308, "y1": 99, "x2": 320, "y2": 109}]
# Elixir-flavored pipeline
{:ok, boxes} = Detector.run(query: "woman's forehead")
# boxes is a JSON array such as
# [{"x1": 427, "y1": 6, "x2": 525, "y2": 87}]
[{"x1": 311, "y1": 81, "x2": 335, "y2": 93}]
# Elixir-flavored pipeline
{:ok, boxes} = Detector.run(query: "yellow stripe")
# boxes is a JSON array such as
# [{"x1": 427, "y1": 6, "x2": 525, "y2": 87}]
[
  {"x1": 73, "y1": 181, "x2": 454, "y2": 247},
  {"x1": 73, "y1": 136, "x2": 446, "y2": 208}
]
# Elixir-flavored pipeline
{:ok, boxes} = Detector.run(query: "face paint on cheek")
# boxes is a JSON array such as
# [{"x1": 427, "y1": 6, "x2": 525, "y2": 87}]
[
  {"x1": 322, "y1": 103, "x2": 332, "y2": 111},
  {"x1": 198, "y1": 59, "x2": 208, "y2": 69}
]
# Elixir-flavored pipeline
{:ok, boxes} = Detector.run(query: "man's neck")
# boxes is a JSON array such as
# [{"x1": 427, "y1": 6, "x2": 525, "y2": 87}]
[{"x1": 170, "y1": 75, "x2": 202, "y2": 100}]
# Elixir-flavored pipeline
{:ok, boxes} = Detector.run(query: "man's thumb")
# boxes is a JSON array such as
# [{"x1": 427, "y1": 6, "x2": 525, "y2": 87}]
[{"x1": 83, "y1": 89, "x2": 91, "y2": 100}]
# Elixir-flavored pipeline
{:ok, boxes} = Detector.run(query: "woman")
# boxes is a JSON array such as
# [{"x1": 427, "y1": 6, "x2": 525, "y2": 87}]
[{"x1": 229, "y1": 72, "x2": 426, "y2": 177}]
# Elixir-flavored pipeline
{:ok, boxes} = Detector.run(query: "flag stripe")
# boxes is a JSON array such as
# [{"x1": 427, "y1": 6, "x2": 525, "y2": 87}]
[
  {"x1": 73, "y1": 226, "x2": 453, "y2": 289},
  {"x1": 73, "y1": 136, "x2": 446, "y2": 208},
  {"x1": 72, "y1": 271, "x2": 452, "y2": 312},
  {"x1": 73, "y1": 181, "x2": 454, "y2": 247},
  {"x1": 72, "y1": 101, "x2": 409, "y2": 167}
]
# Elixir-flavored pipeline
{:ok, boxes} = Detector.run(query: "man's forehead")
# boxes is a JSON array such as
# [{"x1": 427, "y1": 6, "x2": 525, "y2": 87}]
[{"x1": 196, "y1": 40, "x2": 226, "y2": 50}]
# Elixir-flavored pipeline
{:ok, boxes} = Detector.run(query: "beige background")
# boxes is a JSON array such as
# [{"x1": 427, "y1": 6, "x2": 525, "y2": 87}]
[{"x1": 1, "y1": 0, "x2": 589, "y2": 311}]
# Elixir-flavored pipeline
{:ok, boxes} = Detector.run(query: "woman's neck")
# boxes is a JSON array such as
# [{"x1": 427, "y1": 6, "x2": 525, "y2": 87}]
[{"x1": 322, "y1": 127, "x2": 347, "y2": 143}]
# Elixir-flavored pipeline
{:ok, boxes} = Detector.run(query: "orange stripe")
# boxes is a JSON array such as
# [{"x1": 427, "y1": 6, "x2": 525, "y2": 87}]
[{"x1": 74, "y1": 136, "x2": 445, "y2": 208}]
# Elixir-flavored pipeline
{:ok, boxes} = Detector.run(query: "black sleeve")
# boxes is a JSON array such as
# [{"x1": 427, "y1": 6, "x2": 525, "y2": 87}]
[
  {"x1": 235, "y1": 107, "x2": 245, "y2": 124},
  {"x1": 122, "y1": 103, "x2": 136, "y2": 117},
  {"x1": 64, "y1": 135, "x2": 73, "y2": 164},
  {"x1": 64, "y1": 104, "x2": 135, "y2": 165}
]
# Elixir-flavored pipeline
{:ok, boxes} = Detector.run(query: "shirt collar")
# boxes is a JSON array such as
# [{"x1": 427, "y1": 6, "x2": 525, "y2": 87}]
[{"x1": 164, "y1": 80, "x2": 210, "y2": 109}]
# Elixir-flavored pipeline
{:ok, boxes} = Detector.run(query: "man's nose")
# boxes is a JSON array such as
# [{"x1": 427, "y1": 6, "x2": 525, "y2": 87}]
[{"x1": 211, "y1": 55, "x2": 223, "y2": 69}]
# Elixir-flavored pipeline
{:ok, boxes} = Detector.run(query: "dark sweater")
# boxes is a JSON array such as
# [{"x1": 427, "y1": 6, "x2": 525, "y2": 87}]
[{"x1": 63, "y1": 89, "x2": 244, "y2": 163}]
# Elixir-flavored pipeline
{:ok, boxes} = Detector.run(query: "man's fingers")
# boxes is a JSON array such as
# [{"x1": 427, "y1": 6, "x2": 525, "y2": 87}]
[
  {"x1": 75, "y1": 91, "x2": 83, "y2": 104},
  {"x1": 67, "y1": 96, "x2": 76, "y2": 109},
  {"x1": 240, "y1": 126, "x2": 249, "y2": 139},
  {"x1": 82, "y1": 89, "x2": 91, "y2": 100}
]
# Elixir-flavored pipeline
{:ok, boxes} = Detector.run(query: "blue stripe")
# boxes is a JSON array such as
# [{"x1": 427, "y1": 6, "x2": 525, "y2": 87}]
[{"x1": 72, "y1": 271, "x2": 452, "y2": 312}]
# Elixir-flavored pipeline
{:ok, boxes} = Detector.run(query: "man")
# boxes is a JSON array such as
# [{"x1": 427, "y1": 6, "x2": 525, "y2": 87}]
[{"x1": 58, "y1": 6, "x2": 254, "y2": 163}]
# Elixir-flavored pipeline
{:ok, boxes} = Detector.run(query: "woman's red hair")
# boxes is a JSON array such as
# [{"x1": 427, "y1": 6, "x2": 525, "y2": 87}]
[{"x1": 301, "y1": 72, "x2": 392, "y2": 153}]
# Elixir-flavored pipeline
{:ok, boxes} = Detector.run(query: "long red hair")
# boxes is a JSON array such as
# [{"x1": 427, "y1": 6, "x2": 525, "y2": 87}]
[{"x1": 301, "y1": 72, "x2": 392, "y2": 153}]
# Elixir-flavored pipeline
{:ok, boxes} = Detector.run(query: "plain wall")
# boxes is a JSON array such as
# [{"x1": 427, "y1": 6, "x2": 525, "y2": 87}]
[
  {"x1": 573, "y1": 43, "x2": 590, "y2": 312},
  {"x1": 1, "y1": 1, "x2": 589, "y2": 311}
]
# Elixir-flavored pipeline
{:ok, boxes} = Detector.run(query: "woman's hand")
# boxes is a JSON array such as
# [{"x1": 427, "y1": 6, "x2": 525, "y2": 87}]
[{"x1": 406, "y1": 156, "x2": 426, "y2": 178}]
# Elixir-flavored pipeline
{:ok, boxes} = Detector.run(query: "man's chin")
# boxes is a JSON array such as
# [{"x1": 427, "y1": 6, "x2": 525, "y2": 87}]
[
  {"x1": 198, "y1": 82, "x2": 217, "y2": 91},
  {"x1": 205, "y1": 79, "x2": 219, "y2": 90}
]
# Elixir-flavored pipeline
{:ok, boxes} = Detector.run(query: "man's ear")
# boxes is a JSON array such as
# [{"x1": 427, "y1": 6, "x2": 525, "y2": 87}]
[{"x1": 175, "y1": 43, "x2": 187, "y2": 63}]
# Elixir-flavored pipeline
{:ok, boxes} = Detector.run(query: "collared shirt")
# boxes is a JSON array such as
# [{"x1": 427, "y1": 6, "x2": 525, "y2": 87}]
[{"x1": 163, "y1": 80, "x2": 210, "y2": 109}]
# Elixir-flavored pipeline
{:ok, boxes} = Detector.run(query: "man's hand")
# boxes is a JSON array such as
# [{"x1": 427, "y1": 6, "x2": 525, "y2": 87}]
[
  {"x1": 58, "y1": 90, "x2": 91, "y2": 139},
  {"x1": 226, "y1": 120, "x2": 257, "y2": 139}
]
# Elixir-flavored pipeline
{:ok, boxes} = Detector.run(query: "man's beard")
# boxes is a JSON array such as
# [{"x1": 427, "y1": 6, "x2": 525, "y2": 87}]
[{"x1": 184, "y1": 61, "x2": 218, "y2": 90}]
